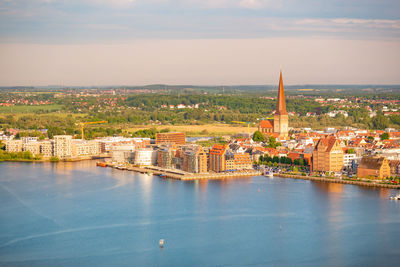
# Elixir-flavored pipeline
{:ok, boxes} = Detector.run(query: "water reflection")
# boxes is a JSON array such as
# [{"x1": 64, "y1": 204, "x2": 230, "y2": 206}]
[{"x1": 312, "y1": 182, "x2": 344, "y2": 194}]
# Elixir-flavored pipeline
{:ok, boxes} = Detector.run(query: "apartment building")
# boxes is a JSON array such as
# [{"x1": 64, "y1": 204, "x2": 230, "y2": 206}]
[
  {"x1": 72, "y1": 140, "x2": 100, "y2": 157},
  {"x1": 5, "y1": 139, "x2": 23, "y2": 153},
  {"x1": 133, "y1": 148, "x2": 157, "y2": 166},
  {"x1": 53, "y1": 135, "x2": 72, "y2": 159},
  {"x1": 23, "y1": 142, "x2": 40, "y2": 156},
  {"x1": 209, "y1": 144, "x2": 227, "y2": 173},
  {"x1": 39, "y1": 140, "x2": 54, "y2": 157}
]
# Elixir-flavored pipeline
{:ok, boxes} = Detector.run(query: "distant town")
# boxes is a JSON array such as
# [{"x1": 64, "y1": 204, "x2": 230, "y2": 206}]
[{"x1": 1, "y1": 72, "x2": 399, "y2": 186}]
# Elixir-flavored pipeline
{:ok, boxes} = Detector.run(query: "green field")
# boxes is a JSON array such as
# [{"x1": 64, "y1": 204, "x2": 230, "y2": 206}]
[{"x1": 0, "y1": 104, "x2": 63, "y2": 113}]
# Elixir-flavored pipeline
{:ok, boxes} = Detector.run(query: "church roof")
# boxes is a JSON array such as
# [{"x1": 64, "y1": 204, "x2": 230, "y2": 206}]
[
  {"x1": 276, "y1": 70, "x2": 288, "y2": 115},
  {"x1": 260, "y1": 120, "x2": 273, "y2": 128}
]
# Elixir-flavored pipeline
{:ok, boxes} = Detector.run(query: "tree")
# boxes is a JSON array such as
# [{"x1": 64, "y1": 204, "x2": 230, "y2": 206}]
[
  {"x1": 346, "y1": 148, "x2": 355, "y2": 154},
  {"x1": 370, "y1": 114, "x2": 389, "y2": 130},
  {"x1": 266, "y1": 136, "x2": 280, "y2": 148},
  {"x1": 380, "y1": 132, "x2": 389, "y2": 140},
  {"x1": 253, "y1": 131, "x2": 264, "y2": 142}
]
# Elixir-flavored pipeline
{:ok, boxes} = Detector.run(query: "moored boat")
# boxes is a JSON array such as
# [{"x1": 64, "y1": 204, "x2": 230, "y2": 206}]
[
  {"x1": 96, "y1": 162, "x2": 107, "y2": 167},
  {"x1": 389, "y1": 193, "x2": 400, "y2": 200},
  {"x1": 264, "y1": 171, "x2": 274, "y2": 178}
]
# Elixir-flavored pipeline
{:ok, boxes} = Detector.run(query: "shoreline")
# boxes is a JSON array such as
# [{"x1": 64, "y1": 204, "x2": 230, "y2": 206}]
[
  {"x1": 275, "y1": 173, "x2": 400, "y2": 189},
  {"x1": 0, "y1": 155, "x2": 108, "y2": 163},
  {"x1": 102, "y1": 162, "x2": 400, "y2": 189}
]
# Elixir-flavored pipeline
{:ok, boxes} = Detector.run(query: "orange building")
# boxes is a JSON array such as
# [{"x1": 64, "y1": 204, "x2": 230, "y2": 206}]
[
  {"x1": 233, "y1": 153, "x2": 252, "y2": 170},
  {"x1": 357, "y1": 156, "x2": 390, "y2": 179},
  {"x1": 313, "y1": 136, "x2": 343, "y2": 172},
  {"x1": 259, "y1": 119, "x2": 274, "y2": 134},
  {"x1": 155, "y1": 132, "x2": 186, "y2": 145},
  {"x1": 209, "y1": 144, "x2": 227, "y2": 173}
]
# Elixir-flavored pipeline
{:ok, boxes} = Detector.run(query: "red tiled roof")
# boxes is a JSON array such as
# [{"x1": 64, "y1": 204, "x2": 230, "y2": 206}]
[
  {"x1": 260, "y1": 120, "x2": 273, "y2": 128},
  {"x1": 210, "y1": 144, "x2": 227, "y2": 155}
]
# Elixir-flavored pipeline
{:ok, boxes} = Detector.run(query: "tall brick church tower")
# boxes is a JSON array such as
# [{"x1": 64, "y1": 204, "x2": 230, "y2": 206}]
[{"x1": 273, "y1": 71, "x2": 289, "y2": 137}]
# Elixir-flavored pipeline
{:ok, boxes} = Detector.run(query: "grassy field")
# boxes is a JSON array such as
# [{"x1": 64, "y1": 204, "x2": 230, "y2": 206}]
[
  {"x1": 127, "y1": 124, "x2": 258, "y2": 136},
  {"x1": 0, "y1": 104, "x2": 63, "y2": 113}
]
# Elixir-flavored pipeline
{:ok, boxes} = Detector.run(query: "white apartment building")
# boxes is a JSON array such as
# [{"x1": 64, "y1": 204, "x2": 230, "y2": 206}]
[
  {"x1": 111, "y1": 144, "x2": 135, "y2": 163},
  {"x1": 72, "y1": 140, "x2": 100, "y2": 157},
  {"x1": 39, "y1": 140, "x2": 54, "y2": 157},
  {"x1": 133, "y1": 148, "x2": 157, "y2": 166},
  {"x1": 53, "y1": 135, "x2": 72, "y2": 159},
  {"x1": 21, "y1": 137, "x2": 38, "y2": 143},
  {"x1": 343, "y1": 153, "x2": 359, "y2": 169},
  {"x1": 23, "y1": 142, "x2": 40, "y2": 156},
  {"x1": 5, "y1": 139, "x2": 23, "y2": 152}
]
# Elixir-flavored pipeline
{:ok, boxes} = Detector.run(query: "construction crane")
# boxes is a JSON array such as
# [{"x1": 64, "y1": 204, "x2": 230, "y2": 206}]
[
  {"x1": 79, "y1": 121, "x2": 107, "y2": 140},
  {"x1": 231, "y1": 121, "x2": 253, "y2": 137}
]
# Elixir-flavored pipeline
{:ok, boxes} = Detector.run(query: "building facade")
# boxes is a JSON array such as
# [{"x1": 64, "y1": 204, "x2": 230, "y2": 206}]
[
  {"x1": 53, "y1": 135, "x2": 72, "y2": 159},
  {"x1": 357, "y1": 156, "x2": 390, "y2": 179},
  {"x1": 5, "y1": 139, "x2": 23, "y2": 153},
  {"x1": 155, "y1": 132, "x2": 186, "y2": 145},
  {"x1": 39, "y1": 140, "x2": 54, "y2": 157},
  {"x1": 313, "y1": 136, "x2": 344, "y2": 172},
  {"x1": 209, "y1": 144, "x2": 227, "y2": 173},
  {"x1": 134, "y1": 148, "x2": 157, "y2": 166},
  {"x1": 23, "y1": 142, "x2": 40, "y2": 156}
]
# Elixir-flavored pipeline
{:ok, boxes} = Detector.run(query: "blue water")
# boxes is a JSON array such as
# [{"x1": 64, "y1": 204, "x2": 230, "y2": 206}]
[{"x1": 1, "y1": 161, "x2": 400, "y2": 266}]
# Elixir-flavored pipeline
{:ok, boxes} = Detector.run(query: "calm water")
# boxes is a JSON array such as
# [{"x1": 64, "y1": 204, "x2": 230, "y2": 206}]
[{"x1": 1, "y1": 161, "x2": 400, "y2": 266}]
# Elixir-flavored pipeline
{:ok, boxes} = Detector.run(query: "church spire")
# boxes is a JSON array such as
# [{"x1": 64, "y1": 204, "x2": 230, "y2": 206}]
[{"x1": 276, "y1": 70, "x2": 287, "y2": 115}]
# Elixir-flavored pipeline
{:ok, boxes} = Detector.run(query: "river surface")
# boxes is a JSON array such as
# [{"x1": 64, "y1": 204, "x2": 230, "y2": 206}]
[{"x1": 1, "y1": 161, "x2": 400, "y2": 266}]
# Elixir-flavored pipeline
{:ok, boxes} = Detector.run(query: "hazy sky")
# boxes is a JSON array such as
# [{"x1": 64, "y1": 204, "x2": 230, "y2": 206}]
[{"x1": 0, "y1": 0, "x2": 399, "y2": 86}]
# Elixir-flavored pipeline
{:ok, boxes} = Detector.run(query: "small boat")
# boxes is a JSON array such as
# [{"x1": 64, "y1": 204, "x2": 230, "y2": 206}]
[
  {"x1": 116, "y1": 165, "x2": 127, "y2": 170},
  {"x1": 159, "y1": 239, "x2": 165, "y2": 248},
  {"x1": 160, "y1": 174, "x2": 167, "y2": 179},
  {"x1": 389, "y1": 194, "x2": 400, "y2": 200},
  {"x1": 264, "y1": 171, "x2": 274, "y2": 178},
  {"x1": 96, "y1": 162, "x2": 107, "y2": 167}
]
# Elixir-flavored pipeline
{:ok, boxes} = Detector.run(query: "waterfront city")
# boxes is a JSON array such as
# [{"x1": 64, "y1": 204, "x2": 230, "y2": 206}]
[{"x1": 1, "y1": 0, "x2": 400, "y2": 266}]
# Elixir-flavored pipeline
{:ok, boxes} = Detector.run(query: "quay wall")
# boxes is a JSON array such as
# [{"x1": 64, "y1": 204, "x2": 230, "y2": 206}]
[{"x1": 276, "y1": 173, "x2": 400, "y2": 189}]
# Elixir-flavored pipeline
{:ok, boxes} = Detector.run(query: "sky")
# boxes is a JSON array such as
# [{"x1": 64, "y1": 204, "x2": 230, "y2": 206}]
[{"x1": 0, "y1": 0, "x2": 399, "y2": 86}]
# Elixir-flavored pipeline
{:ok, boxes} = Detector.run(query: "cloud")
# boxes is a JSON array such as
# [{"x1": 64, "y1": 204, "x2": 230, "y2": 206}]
[{"x1": 0, "y1": 0, "x2": 399, "y2": 43}]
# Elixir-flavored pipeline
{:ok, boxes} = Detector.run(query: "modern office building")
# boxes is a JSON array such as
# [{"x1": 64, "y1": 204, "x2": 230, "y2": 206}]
[{"x1": 155, "y1": 132, "x2": 186, "y2": 145}]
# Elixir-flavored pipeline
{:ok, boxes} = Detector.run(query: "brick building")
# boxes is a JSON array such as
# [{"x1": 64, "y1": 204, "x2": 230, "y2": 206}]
[
  {"x1": 357, "y1": 156, "x2": 390, "y2": 179},
  {"x1": 313, "y1": 136, "x2": 343, "y2": 172},
  {"x1": 155, "y1": 132, "x2": 186, "y2": 145}
]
